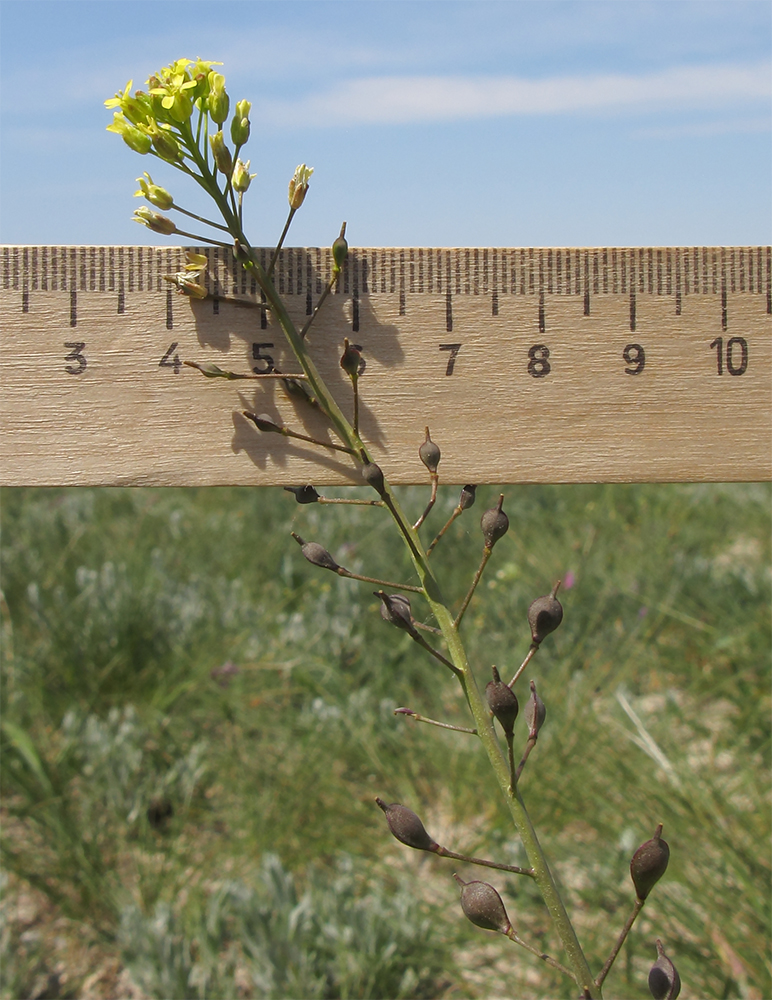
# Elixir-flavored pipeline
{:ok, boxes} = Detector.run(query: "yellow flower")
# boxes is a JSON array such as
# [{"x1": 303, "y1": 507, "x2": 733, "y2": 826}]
[
  {"x1": 230, "y1": 99, "x2": 251, "y2": 146},
  {"x1": 134, "y1": 173, "x2": 174, "y2": 210},
  {"x1": 209, "y1": 131, "x2": 232, "y2": 175},
  {"x1": 208, "y1": 71, "x2": 229, "y2": 124},
  {"x1": 133, "y1": 206, "x2": 177, "y2": 235},
  {"x1": 106, "y1": 111, "x2": 152, "y2": 154},
  {"x1": 288, "y1": 164, "x2": 313, "y2": 210},
  {"x1": 232, "y1": 159, "x2": 256, "y2": 193},
  {"x1": 104, "y1": 80, "x2": 154, "y2": 127}
]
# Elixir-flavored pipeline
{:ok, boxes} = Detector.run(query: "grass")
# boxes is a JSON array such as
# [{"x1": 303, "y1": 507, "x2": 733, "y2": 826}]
[{"x1": 1, "y1": 482, "x2": 770, "y2": 999}]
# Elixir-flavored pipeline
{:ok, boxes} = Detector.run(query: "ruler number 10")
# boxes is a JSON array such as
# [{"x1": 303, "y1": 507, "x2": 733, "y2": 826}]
[{"x1": 709, "y1": 336, "x2": 748, "y2": 376}]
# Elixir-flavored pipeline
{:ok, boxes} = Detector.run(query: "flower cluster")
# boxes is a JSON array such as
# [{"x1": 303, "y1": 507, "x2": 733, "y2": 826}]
[{"x1": 105, "y1": 59, "x2": 258, "y2": 239}]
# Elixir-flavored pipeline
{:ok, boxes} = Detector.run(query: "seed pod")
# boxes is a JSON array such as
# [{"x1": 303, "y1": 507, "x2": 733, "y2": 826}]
[
  {"x1": 458, "y1": 485, "x2": 477, "y2": 510},
  {"x1": 284, "y1": 485, "x2": 320, "y2": 504},
  {"x1": 282, "y1": 377, "x2": 319, "y2": 408},
  {"x1": 332, "y1": 224, "x2": 348, "y2": 272},
  {"x1": 340, "y1": 338, "x2": 361, "y2": 380},
  {"x1": 485, "y1": 666, "x2": 519, "y2": 736},
  {"x1": 480, "y1": 495, "x2": 509, "y2": 549},
  {"x1": 362, "y1": 460, "x2": 386, "y2": 497},
  {"x1": 291, "y1": 532, "x2": 340, "y2": 572},
  {"x1": 648, "y1": 940, "x2": 681, "y2": 999},
  {"x1": 419, "y1": 427, "x2": 441, "y2": 474},
  {"x1": 524, "y1": 680, "x2": 547, "y2": 738},
  {"x1": 245, "y1": 412, "x2": 282, "y2": 434},
  {"x1": 375, "y1": 798, "x2": 438, "y2": 852},
  {"x1": 630, "y1": 824, "x2": 670, "y2": 900},
  {"x1": 375, "y1": 591, "x2": 416, "y2": 634},
  {"x1": 527, "y1": 583, "x2": 563, "y2": 645},
  {"x1": 453, "y1": 875, "x2": 512, "y2": 934}
]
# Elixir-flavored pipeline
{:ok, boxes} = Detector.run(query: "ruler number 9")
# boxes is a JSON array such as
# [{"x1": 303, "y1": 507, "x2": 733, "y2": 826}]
[{"x1": 623, "y1": 343, "x2": 646, "y2": 375}]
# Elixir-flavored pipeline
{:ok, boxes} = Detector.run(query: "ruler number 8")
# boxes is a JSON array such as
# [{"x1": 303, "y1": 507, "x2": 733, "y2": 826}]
[{"x1": 527, "y1": 344, "x2": 551, "y2": 378}]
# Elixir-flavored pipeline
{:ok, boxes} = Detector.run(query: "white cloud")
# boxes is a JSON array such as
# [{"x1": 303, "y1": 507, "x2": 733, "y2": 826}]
[{"x1": 258, "y1": 61, "x2": 772, "y2": 126}]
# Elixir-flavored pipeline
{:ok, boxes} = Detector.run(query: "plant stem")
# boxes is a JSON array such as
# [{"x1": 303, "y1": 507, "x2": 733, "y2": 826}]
[
  {"x1": 596, "y1": 897, "x2": 645, "y2": 989},
  {"x1": 223, "y1": 214, "x2": 599, "y2": 1000}
]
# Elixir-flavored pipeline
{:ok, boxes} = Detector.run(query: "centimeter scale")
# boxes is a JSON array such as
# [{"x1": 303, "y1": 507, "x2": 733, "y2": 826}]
[{"x1": 1, "y1": 244, "x2": 770, "y2": 487}]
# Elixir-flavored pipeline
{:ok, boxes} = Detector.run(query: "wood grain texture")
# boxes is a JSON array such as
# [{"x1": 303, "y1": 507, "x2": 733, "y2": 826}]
[{"x1": 2, "y1": 245, "x2": 770, "y2": 487}]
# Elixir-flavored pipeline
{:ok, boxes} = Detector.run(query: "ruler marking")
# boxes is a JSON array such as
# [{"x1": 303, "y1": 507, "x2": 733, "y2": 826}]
[
  {"x1": 69, "y1": 289, "x2": 77, "y2": 327},
  {"x1": 538, "y1": 291, "x2": 546, "y2": 333}
]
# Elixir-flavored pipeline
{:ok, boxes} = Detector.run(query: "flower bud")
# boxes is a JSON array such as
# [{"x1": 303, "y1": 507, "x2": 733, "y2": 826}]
[
  {"x1": 291, "y1": 533, "x2": 340, "y2": 572},
  {"x1": 340, "y1": 338, "x2": 361, "y2": 380},
  {"x1": 458, "y1": 485, "x2": 477, "y2": 510},
  {"x1": 630, "y1": 824, "x2": 670, "y2": 900},
  {"x1": 480, "y1": 495, "x2": 509, "y2": 549},
  {"x1": 362, "y1": 460, "x2": 386, "y2": 497},
  {"x1": 134, "y1": 172, "x2": 174, "y2": 210},
  {"x1": 106, "y1": 112, "x2": 152, "y2": 154},
  {"x1": 332, "y1": 224, "x2": 348, "y2": 273},
  {"x1": 284, "y1": 486, "x2": 320, "y2": 504},
  {"x1": 375, "y1": 798, "x2": 438, "y2": 852},
  {"x1": 209, "y1": 130, "x2": 233, "y2": 175},
  {"x1": 527, "y1": 583, "x2": 563, "y2": 646},
  {"x1": 374, "y1": 591, "x2": 416, "y2": 634},
  {"x1": 419, "y1": 427, "x2": 441, "y2": 474},
  {"x1": 453, "y1": 875, "x2": 512, "y2": 934},
  {"x1": 207, "y1": 71, "x2": 230, "y2": 124},
  {"x1": 288, "y1": 163, "x2": 313, "y2": 210},
  {"x1": 133, "y1": 207, "x2": 177, "y2": 235},
  {"x1": 485, "y1": 666, "x2": 518, "y2": 736},
  {"x1": 648, "y1": 940, "x2": 681, "y2": 999},
  {"x1": 230, "y1": 99, "x2": 251, "y2": 145},
  {"x1": 147, "y1": 123, "x2": 184, "y2": 163},
  {"x1": 524, "y1": 680, "x2": 546, "y2": 738},
  {"x1": 232, "y1": 158, "x2": 256, "y2": 193}
]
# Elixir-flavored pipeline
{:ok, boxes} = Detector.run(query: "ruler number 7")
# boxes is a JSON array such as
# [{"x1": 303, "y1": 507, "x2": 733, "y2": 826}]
[{"x1": 439, "y1": 343, "x2": 461, "y2": 375}]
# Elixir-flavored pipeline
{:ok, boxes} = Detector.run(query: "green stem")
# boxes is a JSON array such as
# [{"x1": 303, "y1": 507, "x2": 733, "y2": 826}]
[{"x1": 204, "y1": 196, "x2": 598, "y2": 1000}]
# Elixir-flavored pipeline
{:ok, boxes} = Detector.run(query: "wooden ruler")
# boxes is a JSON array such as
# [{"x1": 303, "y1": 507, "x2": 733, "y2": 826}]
[{"x1": 1, "y1": 245, "x2": 770, "y2": 487}]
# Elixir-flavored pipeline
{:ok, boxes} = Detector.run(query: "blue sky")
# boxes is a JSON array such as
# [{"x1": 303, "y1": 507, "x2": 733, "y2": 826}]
[{"x1": 1, "y1": 0, "x2": 770, "y2": 248}]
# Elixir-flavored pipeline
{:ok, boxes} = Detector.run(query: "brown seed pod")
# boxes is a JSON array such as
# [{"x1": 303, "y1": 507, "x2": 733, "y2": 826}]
[
  {"x1": 362, "y1": 460, "x2": 386, "y2": 497},
  {"x1": 419, "y1": 427, "x2": 441, "y2": 474},
  {"x1": 527, "y1": 583, "x2": 563, "y2": 645},
  {"x1": 375, "y1": 798, "x2": 438, "y2": 852},
  {"x1": 284, "y1": 485, "x2": 320, "y2": 504},
  {"x1": 453, "y1": 875, "x2": 512, "y2": 934},
  {"x1": 523, "y1": 680, "x2": 547, "y2": 738},
  {"x1": 291, "y1": 532, "x2": 340, "y2": 572},
  {"x1": 246, "y1": 412, "x2": 282, "y2": 433},
  {"x1": 340, "y1": 338, "x2": 361, "y2": 379},
  {"x1": 374, "y1": 591, "x2": 416, "y2": 634},
  {"x1": 648, "y1": 939, "x2": 681, "y2": 999},
  {"x1": 480, "y1": 494, "x2": 509, "y2": 549},
  {"x1": 630, "y1": 824, "x2": 670, "y2": 900},
  {"x1": 485, "y1": 666, "x2": 519, "y2": 736},
  {"x1": 458, "y1": 485, "x2": 477, "y2": 510}
]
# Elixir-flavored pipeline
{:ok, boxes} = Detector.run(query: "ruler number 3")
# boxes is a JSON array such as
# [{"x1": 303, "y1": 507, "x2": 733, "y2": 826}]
[{"x1": 64, "y1": 342, "x2": 87, "y2": 376}]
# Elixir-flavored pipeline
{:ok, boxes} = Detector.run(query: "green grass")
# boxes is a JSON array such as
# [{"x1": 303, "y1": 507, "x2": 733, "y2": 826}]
[{"x1": 1, "y1": 483, "x2": 770, "y2": 999}]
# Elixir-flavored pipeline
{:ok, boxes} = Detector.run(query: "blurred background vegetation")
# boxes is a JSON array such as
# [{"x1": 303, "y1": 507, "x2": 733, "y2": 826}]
[{"x1": 1, "y1": 482, "x2": 769, "y2": 999}]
